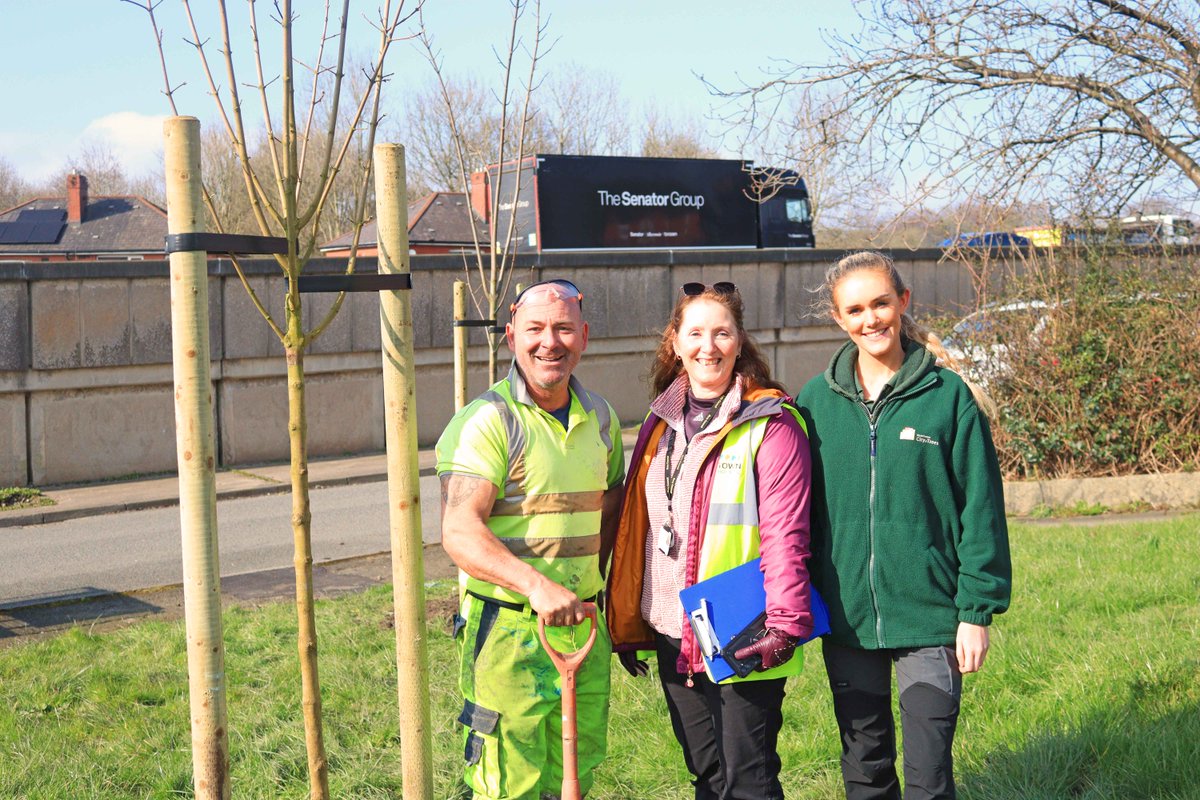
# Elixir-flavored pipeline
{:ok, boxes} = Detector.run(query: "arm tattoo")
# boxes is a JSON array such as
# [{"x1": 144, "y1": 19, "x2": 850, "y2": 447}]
[{"x1": 441, "y1": 474, "x2": 481, "y2": 508}]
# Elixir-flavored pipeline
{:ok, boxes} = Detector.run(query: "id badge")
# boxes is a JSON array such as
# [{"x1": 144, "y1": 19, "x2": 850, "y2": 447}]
[{"x1": 657, "y1": 522, "x2": 674, "y2": 555}]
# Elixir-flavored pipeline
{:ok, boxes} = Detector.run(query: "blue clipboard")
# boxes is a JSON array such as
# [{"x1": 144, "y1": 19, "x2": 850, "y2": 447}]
[{"x1": 679, "y1": 557, "x2": 830, "y2": 683}]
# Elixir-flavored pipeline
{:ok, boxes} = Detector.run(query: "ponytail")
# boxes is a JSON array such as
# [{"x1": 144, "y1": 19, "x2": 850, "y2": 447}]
[{"x1": 899, "y1": 313, "x2": 998, "y2": 421}]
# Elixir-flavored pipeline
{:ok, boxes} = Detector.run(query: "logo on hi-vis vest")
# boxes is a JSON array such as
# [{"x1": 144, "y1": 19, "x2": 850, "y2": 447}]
[
  {"x1": 717, "y1": 453, "x2": 745, "y2": 471},
  {"x1": 899, "y1": 426, "x2": 940, "y2": 446}
]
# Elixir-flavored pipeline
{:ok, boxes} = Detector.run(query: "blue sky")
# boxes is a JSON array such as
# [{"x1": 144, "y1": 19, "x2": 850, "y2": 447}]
[{"x1": 0, "y1": 1, "x2": 860, "y2": 183}]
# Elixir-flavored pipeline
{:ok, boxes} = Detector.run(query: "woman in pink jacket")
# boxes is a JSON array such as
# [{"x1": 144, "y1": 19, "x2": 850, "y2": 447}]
[{"x1": 606, "y1": 281, "x2": 815, "y2": 800}]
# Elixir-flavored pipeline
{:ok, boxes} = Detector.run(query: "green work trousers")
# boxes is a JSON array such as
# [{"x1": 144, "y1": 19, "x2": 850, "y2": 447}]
[{"x1": 455, "y1": 592, "x2": 612, "y2": 800}]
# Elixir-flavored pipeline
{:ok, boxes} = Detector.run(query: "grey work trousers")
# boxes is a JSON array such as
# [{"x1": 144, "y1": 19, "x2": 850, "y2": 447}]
[{"x1": 822, "y1": 641, "x2": 962, "y2": 800}]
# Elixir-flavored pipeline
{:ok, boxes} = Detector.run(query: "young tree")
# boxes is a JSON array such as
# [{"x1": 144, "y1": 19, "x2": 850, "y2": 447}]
[
  {"x1": 725, "y1": 0, "x2": 1200, "y2": 220},
  {"x1": 129, "y1": 2, "x2": 417, "y2": 798},
  {"x1": 415, "y1": 0, "x2": 546, "y2": 383}
]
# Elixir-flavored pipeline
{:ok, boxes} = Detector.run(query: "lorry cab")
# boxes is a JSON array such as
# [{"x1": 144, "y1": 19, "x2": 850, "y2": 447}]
[{"x1": 757, "y1": 172, "x2": 814, "y2": 248}]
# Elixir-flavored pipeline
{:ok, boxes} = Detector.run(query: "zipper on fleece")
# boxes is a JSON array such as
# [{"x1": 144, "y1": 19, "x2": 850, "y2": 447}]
[
  {"x1": 855, "y1": 375, "x2": 936, "y2": 648},
  {"x1": 862, "y1": 403, "x2": 885, "y2": 647}
]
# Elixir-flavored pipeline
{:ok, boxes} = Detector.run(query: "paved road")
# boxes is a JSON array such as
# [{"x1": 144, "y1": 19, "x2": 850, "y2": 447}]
[{"x1": 1, "y1": 475, "x2": 444, "y2": 608}]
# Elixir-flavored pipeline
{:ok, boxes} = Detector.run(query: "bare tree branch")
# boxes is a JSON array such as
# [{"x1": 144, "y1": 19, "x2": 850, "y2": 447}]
[{"x1": 720, "y1": 0, "x2": 1200, "y2": 222}]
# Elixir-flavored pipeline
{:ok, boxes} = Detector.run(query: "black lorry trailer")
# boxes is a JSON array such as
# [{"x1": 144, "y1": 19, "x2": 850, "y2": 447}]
[{"x1": 481, "y1": 154, "x2": 814, "y2": 252}]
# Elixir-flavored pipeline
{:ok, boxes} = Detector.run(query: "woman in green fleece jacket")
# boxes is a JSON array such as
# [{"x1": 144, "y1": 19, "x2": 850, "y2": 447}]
[{"x1": 796, "y1": 251, "x2": 1011, "y2": 800}]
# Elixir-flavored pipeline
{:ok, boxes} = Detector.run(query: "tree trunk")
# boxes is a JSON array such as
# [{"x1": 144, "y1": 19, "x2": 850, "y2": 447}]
[
  {"x1": 487, "y1": 289, "x2": 500, "y2": 384},
  {"x1": 286, "y1": 336, "x2": 329, "y2": 800},
  {"x1": 163, "y1": 115, "x2": 230, "y2": 800},
  {"x1": 375, "y1": 142, "x2": 435, "y2": 799}
]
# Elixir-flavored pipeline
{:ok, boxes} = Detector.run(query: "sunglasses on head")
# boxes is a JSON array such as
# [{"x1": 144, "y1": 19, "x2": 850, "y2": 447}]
[
  {"x1": 681, "y1": 281, "x2": 737, "y2": 297},
  {"x1": 510, "y1": 279, "x2": 584, "y2": 313}
]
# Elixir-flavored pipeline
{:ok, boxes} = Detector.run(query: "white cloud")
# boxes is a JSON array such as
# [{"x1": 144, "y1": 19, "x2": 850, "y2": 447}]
[{"x1": 81, "y1": 111, "x2": 167, "y2": 178}]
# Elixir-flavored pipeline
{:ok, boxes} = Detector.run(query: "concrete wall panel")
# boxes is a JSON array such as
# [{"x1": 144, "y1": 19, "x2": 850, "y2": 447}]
[
  {"x1": 774, "y1": 330, "x2": 844, "y2": 396},
  {"x1": 218, "y1": 377, "x2": 288, "y2": 465},
  {"x1": 601, "y1": 264, "x2": 669, "y2": 341},
  {"x1": 0, "y1": 283, "x2": 28, "y2": 371},
  {"x1": 305, "y1": 370, "x2": 386, "y2": 456},
  {"x1": 304, "y1": 290, "x2": 351, "y2": 356},
  {"x1": 31, "y1": 281, "x2": 81, "y2": 369},
  {"x1": 28, "y1": 385, "x2": 176, "y2": 485},
  {"x1": 349, "y1": 289, "x2": 383, "y2": 352},
  {"x1": 410, "y1": 266, "x2": 440, "y2": 349},
  {"x1": 783, "y1": 260, "x2": 826, "y2": 328},
  {"x1": 573, "y1": 349, "x2": 657, "y2": 423},
  {"x1": 80, "y1": 280, "x2": 131, "y2": 367},
  {"x1": 130, "y1": 278, "x2": 173, "y2": 364},
  {"x1": 0, "y1": 393, "x2": 27, "y2": 486}
]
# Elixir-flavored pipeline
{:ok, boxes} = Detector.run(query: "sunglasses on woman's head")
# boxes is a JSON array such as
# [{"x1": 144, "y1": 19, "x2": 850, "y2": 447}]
[
  {"x1": 681, "y1": 281, "x2": 737, "y2": 297},
  {"x1": 510, "y1": 279, "x2": 584, "y2": 313}
]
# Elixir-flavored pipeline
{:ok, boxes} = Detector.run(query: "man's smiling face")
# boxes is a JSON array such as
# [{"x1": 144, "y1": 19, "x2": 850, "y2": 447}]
[{"x1": 506, "y1": 290, "x2": 588, "y2": 410}]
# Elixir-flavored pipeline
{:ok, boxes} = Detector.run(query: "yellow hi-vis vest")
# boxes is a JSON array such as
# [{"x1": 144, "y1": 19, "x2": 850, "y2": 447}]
[
  {"x1": 696, "y1": 405, "x2": 808, "y2": 682},
  {"x1": 455, "y1": 367, "x2": 618, "y2": 605}
]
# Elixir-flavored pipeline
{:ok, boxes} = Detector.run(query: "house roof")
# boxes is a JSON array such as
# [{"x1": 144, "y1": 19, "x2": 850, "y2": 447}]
[
  {"x1": 320, "y1": 191, "x2": 488, "y2": 251},
  {"x1": 0, "y1": 196, "x2": 168, "y2": 256}
]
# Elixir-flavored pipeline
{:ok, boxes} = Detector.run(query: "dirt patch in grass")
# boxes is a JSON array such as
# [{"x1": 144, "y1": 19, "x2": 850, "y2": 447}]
[{"x1": 0, "y1": 488, "x2": 54, "y2": 512}]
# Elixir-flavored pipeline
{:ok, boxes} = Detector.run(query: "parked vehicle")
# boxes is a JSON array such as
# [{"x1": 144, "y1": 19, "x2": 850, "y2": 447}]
[
  {"x1": 941, "y1": 300, "x2": 1055, "y2": 385},
  {"x1": 937, "y1": 231, "x2": 1031, "y2": 248},
  {"x1": 1117, "y1": 214, "x2": 1194, "y2": 245},
  {"x1": 1015, "y1": 215, "x2": 1196, "y2": 248}
]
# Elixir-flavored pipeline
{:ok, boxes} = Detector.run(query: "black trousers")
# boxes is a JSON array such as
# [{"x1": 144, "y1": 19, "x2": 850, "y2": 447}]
[
  {"x1": 822, "y1": 641, "x2": 962, "y2": 800},
  {"x1": 655, "y1": 633, "x2": 787, "y2": 800}
]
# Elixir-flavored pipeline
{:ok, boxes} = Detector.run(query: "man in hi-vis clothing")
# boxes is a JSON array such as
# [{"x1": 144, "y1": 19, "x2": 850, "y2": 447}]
[{"x1": 436, "y1": 279, "x2": 625, "y2": 800}]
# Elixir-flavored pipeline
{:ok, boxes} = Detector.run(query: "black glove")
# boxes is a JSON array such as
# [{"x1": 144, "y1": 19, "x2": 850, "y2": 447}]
[
  {"x1": 617, "y1": 650, "x2": 649, "y2": 678},
  {"x1": 732, "y1": 628, "x2": 799, "y2": 671}
]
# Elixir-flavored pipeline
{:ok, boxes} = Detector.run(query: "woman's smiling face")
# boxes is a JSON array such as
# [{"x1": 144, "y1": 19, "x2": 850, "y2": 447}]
[
  {"x1": 831, "y1": 268, "x2": 911, "y2": 367},
  {"x1": 673, "y1": 298, "x2": 740, "y2": 398}
]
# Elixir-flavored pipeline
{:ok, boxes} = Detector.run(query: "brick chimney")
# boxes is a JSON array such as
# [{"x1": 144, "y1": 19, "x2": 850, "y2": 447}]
[
  {"x1": 67, "y1": 173, "x2": 89, "y2": 223},
  {"x1": 469, "y1": 170, "x2": 490, "y2": 223}
]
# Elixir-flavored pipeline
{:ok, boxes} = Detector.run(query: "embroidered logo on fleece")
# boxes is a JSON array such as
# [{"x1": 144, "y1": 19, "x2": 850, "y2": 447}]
[{"x1": 899, "y1": 426, "x2": 940, "y2": 446}]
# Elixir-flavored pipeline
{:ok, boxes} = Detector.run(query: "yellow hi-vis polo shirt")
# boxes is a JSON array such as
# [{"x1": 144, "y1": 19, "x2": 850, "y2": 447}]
[{"x1": 436, "y1": 364, "x2": 625, "y2": 605}]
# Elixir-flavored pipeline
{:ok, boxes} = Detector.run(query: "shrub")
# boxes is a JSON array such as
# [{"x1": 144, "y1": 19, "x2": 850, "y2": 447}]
[{"x1": 962, "y1": 247, "x2": 1200, "y2": 479}]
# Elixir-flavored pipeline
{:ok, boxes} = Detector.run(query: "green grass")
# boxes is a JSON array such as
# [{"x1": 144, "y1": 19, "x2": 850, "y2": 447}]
[
  {"x1": 0, "y1": 486, "x2": 53, "y2": 511},
  {"x1": 2, "y1": 516, "x2": 1198, "y2": 798}
]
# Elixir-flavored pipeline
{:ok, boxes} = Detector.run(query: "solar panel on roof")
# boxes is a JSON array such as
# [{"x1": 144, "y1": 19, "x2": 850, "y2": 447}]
[
  {"x1": 0, "y1": 222, "x2": 35, "y2": 244},
  {"x1": 2, "y1": 209, "x2": 67, "y2": 244},
  {"x1": 27, "y1": 221, "x2": 65, "y2": 244},
  {"x1": 16, "y1": 209, "x2": 66, "y2": 224}
]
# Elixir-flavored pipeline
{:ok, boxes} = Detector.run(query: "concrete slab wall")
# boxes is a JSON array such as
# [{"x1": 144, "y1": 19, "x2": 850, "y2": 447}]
[
  {"x1": 0, "y1": 249, "x2": 971, "y2": 485},
  {"x1": 0, "y1": 393, "x2": 26, "y2": 486},
  {"x1": 28, "y1": 384, "x2": 177, "y2": 485}
]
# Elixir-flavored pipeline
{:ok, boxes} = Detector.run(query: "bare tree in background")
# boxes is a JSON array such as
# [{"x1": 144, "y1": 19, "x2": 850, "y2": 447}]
[
  {"x1": 31, "y1": 142, "x2": 166, "y2": 206},
  {"x1": 399, "y1": 64, "x2": 629, "y2": 198},
  {"x1": 400, "y1": 75, "x2": 509, "y2": 195},
  {"x1": 641, "y1": 105, "x2": 719, "y2": 158},
  {"x1": 199, "y1": 125, "x2": 255, "y2": 232},
  {"x1": 0, "y1": 157, "x2": 33, "y2": 211},
  {"x1": 724, "y1": 0, "x2": 1200, "y2": 224},
  {"x1": 415, "y1": 0, "x2": 546, "y2": 383},
  {"x1": 129, "y1": 2, "x2": 415, "y2": 798},
  {"x1": 733, "y1": 85, "x2": 892, "y2": 245},
  {"x1": 537, "y1": 64, "x2": 628, "y2": 155}
]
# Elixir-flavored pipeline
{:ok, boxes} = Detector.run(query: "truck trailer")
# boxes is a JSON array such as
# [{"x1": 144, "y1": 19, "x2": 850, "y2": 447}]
[{"x1": 472, "y1": 154, "x2": 814, "y2": 253}]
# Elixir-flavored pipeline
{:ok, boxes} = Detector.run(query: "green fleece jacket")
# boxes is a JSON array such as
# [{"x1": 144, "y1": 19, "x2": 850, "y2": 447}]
[{"x1": 796, "y1": 339, "x2": 1011, "y2": 650}]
